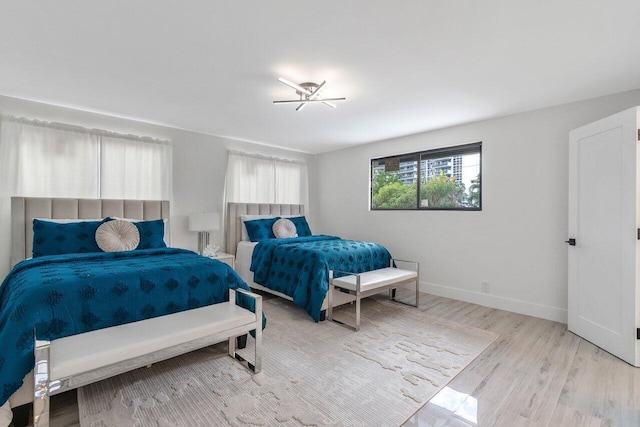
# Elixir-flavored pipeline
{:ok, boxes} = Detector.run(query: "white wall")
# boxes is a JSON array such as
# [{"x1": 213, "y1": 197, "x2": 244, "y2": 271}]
[
  {"x1": 310, "y1": 89, "x2": 640, "y2": 323},
  {"x1": 0, "y1": 95, "x2": 311, "y2": 273}
]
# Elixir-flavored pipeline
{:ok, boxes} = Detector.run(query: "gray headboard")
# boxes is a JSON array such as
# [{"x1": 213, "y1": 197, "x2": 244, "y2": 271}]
[
  {"x1": 226, "y1": 202, "x2": 304, "y2": 255},
  {"x1": 11, "y1": 197, "x2": 170, "y2": 266}
]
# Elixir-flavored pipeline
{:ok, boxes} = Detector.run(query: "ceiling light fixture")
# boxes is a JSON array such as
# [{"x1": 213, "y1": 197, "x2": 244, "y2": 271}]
[{"x1": 274, "y1": 78, "x2": 346, "y2": 111}]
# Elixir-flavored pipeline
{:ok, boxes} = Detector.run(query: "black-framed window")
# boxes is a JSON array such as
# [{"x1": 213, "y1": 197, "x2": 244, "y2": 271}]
[{"x1": 370, "y1": 142, "x2": 481, "y2": 211}]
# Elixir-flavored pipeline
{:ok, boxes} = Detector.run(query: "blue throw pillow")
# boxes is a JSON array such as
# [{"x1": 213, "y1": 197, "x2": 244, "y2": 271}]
[
  {"x1": 32, "y1": 218, "x2": 111, "y2": 257},
  {"x1": 244, "y1": 217, "x2": 279, "y2": 242},
  {"x1": 133, "y1": 219, "x2": 167, "y2": 250},
  {"x1": 289, "y1": 216, "x2": 312, "y2": 237}
]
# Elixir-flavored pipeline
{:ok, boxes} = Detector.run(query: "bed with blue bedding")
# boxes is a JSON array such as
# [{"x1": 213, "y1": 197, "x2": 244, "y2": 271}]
[
  {"x1": 0, "y1": 198, "x2": 264, "y2": 410},
  {"x1": 0, "y1": 247, "x2": 257, "y2": 409},
  {"x1": 250, "y1": 235, "x2": 392, "y2": 321}
]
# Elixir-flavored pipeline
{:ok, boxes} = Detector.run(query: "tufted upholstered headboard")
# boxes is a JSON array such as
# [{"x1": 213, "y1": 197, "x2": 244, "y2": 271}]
[
  {"x1": 226, "y1": 202, "x2": 304, "y2": 256},
  {"x1": 11, "y1": 197, "x2": 170, "y2": 267}
]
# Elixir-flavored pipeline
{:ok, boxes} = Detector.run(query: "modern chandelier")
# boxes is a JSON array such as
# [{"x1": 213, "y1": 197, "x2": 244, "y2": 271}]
[{"x1": 273, "y1": 77, "x2": 346, "y2": 111}]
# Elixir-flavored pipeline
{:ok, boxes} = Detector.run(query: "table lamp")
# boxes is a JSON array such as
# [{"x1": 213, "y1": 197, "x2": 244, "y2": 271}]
[{"x1": 188, "y1": 212, "x2": 220, "y2": 255}]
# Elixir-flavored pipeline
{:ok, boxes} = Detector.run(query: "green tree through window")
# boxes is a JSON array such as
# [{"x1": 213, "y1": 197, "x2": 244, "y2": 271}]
[
  {"x1": 372, "y1": 176, "x2": 416, "y2": 208},
  {"x1": 420, "y1": 172, "x2": 466, "y2": 208},
  {"x1": 467, "y1": 174, "x2": 481, "y2": 208}
]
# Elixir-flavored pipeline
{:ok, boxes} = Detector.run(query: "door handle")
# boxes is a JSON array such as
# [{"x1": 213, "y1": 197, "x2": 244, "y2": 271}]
[{"x1": 565, "y1": 238, "x2": 576, "y2": 246}]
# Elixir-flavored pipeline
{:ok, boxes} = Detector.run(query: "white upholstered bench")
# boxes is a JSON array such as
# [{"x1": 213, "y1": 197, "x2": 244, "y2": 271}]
[
  {"x1": 327, "y1": 260, "x2": 419, "y2": 331},
  {"x1": 31, "y1": 288, "x2": 262, "y2": 427}
]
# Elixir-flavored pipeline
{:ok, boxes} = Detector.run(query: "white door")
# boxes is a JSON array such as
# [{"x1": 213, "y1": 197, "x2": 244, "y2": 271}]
[{"x1": 568, "y1": 107, "x2": 640, "y2": 367}]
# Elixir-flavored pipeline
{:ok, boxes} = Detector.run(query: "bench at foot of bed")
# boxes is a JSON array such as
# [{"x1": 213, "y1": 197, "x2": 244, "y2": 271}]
[
  {"x1": 328, "y1": 260, "x2": 419, "y2": 331},
  {"x1": 32, "y1": 288, "x2": 262, "y2": 427}
]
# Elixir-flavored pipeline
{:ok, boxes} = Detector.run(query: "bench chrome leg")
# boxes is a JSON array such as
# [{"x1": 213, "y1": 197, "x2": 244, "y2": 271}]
[
  {"x1": 228, "y1": 334, "x2": 236, "y2": 358},
  {"x1": 231, "y1": 336, "x2": 262, "y2": 374},
  {"x1": 390, "y1": 262, "x2": 420, "y2": 309},
  {"x1": 229, "y1": 289, "x2": 262, "y2": 374},
  {"x1": 33, "y1": 339, "x2": 51, "y2": 427},
  {"x1": 327, "y1": 280, "x2": 334, "y2": 321},
  {"x1": 329, "y1": 308, "x2": 359, "y2": 332},
  {"x1": 388, "y1": 285, "x2": 420, "y2": 308},
  {"x1": 253, "y1": 295, "x2": 262, "y2": 373},
  {"x1": 327, "y1": 292, "x2": 359, "y2": 332}
]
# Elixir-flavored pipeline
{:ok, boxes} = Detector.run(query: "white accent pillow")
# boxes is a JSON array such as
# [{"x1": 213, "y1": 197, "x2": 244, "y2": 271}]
[
  {"x1": 95, "y1": 220, "x2": 140, "y2": 252},
  {"x1": 272, "y1": 218, "x2": 298, "y2": 238}
]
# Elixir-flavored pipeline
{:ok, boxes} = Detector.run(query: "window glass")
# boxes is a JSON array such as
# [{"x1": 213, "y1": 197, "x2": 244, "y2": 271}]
[
  {"x1": 420, "y1": 150, "x2": 480, "y2": 209},
  {"x1": 371, "y1": 143, "x2": 481, "y2": 211}
]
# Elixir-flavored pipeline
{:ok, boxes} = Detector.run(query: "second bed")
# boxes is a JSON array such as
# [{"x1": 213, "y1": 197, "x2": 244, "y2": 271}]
[{"x1": 227, "y1": 203, "x2": 392, "y2": 321}]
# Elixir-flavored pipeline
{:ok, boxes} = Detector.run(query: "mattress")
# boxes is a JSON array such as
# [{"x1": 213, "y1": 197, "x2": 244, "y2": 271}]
[{"x1": 236, "y1": 241, "x2": 259, "y2": 286}]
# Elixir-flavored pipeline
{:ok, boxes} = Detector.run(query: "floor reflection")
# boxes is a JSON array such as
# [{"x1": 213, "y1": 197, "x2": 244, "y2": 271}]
[{"x1": 404, "y1": 386, "x2": 478, "y2": 426}]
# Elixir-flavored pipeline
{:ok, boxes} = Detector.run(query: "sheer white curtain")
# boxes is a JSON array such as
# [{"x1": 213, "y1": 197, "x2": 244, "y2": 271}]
[
  {"x1": 226, "y1": 150, "x2": 308, "y2": 205},
  {"x1": 2, "y1": 117, "x2": 100, "y2": 198},
  {"x1": 100, "y1": 135, "x2": 172, "y2": 200},
  {"x1": 274, "y1": 159, "x2": 307, "y2": 204},
  {"x1": 0, "y1": 115, "x2": 172, "y2": 277}
]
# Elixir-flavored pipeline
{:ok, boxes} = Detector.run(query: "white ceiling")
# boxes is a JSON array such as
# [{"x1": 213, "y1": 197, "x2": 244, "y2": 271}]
[{"x1": 1, "y1": 1, "x2": 639, "y2": 154}]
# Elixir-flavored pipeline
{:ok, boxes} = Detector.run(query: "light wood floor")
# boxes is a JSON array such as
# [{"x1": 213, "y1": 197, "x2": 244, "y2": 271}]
[
  {"x1": 403, "y1": 293, "x2": 640, "y2": 426},
  {"x1": 15, "y1": 292, "x2": 640, "y2": 426}
]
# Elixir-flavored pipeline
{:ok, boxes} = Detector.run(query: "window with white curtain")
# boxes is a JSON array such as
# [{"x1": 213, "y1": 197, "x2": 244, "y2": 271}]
[
  {"x1": 0, "y1": 115, "x2": 172, "y2": 277},
  {"x1": 225, "y1": 150, "x2": 308, "y2": 205},
  {"x1": 0, "y1": 115, "x2": 172, "y2": 200},
  {"x1": 9, "y1": 121, "x2": 101, "y2": 198}
]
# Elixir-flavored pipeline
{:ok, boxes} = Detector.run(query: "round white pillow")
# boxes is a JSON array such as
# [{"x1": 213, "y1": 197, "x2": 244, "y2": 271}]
[
  {"x1": 272, "y1": 218, "x2": 298, "y2": 238},
  {"x1": 96, "y1": 220, "x2": 140, "y2": 252}
]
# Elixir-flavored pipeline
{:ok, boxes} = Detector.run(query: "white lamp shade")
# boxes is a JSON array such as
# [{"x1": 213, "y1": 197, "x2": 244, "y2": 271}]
[{"x1": 189, "y1": 212, "x2": 220, "y2": 232}]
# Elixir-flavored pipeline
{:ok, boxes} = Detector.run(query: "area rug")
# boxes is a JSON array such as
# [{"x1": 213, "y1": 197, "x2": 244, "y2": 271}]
[{"x1": 78, "y1": 296, "x2": 498, "y2": 427}]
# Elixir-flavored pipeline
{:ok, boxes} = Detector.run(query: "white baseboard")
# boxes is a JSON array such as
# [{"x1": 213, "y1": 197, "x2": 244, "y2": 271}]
[{"x1": 421, "y1": 281, "x2": 568, "y2": 324}]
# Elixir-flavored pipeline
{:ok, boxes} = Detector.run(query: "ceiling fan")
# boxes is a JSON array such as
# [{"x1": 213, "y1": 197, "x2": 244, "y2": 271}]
[{"x1": 273, "y1": 77, "x2": 346, "y2": 111}]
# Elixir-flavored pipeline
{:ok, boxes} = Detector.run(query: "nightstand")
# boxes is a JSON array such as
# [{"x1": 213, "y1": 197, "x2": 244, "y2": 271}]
[{"x1": 208, "y1": 252, "x2": 235, "y2": 269}]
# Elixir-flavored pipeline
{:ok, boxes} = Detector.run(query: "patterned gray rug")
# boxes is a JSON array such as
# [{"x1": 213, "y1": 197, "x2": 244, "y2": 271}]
[{"x1": 78, "y1": 296, "x2": 497, "y2": 426}]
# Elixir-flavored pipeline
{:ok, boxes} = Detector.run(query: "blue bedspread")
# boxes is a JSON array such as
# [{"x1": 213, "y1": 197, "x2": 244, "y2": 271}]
[
  {"x1": 250, "y1": 235, "x2": 391, "y2": 321},
  {"x1": 0, "y1": 248, "x2": 257, "y2": 406}
]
